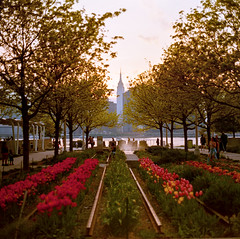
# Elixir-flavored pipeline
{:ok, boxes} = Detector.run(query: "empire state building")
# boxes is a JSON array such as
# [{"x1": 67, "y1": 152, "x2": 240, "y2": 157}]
[
  {"x1": 116, "y1": 72, "x2": 125, "y2": 134},
  {"x1": 117, "y1": 72, "x2": 125, "y2": 116}
]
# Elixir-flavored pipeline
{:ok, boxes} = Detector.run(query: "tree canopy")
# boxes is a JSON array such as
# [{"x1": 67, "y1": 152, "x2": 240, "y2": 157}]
[{"x1": 0, "y1": 0, "x2": 125, "y2": 169}]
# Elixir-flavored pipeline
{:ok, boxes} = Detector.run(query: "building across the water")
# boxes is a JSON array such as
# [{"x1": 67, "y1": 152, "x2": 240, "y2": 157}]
[
  {"x1": 116, "y1": 71, "x2": 125, "y2": 133},
  {"x1": 91, "y1": 71, "x2": 133, "y2": 136}
]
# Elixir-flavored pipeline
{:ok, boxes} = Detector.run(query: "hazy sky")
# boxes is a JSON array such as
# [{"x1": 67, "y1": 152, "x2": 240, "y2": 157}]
[{"x1": 74, "y1": 0, "x2": 202, "y2": 101}]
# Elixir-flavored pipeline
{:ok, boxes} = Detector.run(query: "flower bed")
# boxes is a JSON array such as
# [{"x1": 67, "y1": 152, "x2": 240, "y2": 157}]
[
  {"x1": 0, "y1": 157, "x2": 77, "y2": 210},
  {"x1": 37, "y1": 158, "x2": 99, "y2": 214},
  {"x1": 215, "y1": 159, "x2": 240, "y2": 172},
  {"x1": 139, "y1": 157, "x2": 202, "y2": 203},
  {"x1": 138, "y1": 157, "x2": 226, "y2": 238},
  {"x1": 186, "y1": 161, "x2": 240, "y2": 183}
]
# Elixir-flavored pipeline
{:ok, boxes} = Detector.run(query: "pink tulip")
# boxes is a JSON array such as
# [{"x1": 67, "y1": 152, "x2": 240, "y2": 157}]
[
  {"x1": 139, "y1": 158, "x2": 198, "y2": 203},
  {"x1": 37, "y1": 158, "x2": 99, "y2": 215},
  {"x1": 0, "y1": 157, "x2": 77, "y2": 210}
]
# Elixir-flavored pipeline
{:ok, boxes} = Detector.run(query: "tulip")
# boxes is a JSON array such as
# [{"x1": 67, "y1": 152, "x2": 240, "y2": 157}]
[
  {"x1": 0, "y1": 157, "x2": 77, "y2": 210},
  {"x1": 37, "y1": 158, "x2": 99, "y2": 215},
  {"x1": 139, "y1": 157, "x2": 197, "y2": 203}
]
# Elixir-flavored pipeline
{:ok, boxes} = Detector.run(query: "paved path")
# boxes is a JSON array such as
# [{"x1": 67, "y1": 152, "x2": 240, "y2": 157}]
[
  {"x1": 125, "y1": 151, "x2": 139, "y2": 161},
  {"x1": 1, "y1": 150, "x2": 54, "y2": 172},
  {"x1": 189, "y1": 148, "x2": 240, "y2": 162}
]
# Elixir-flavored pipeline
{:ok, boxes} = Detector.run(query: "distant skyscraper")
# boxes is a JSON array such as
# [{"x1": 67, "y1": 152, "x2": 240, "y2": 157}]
[
  {"x1": 117, "y1": 71, "x2": 125, "y2": 116},
  {"x1": 116, "y1": 72, "x2": 125, "y2": 133}
]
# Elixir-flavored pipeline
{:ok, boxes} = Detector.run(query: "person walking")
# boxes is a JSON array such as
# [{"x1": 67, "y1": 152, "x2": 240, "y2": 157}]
[
  {"x1": 110, "y1": 138, "x2": 116, "y2": 159},
  {"x1": 156, "y1": 138, "x2": 160, "y2": 146},
  {"x1": 221, "y1": 133, "x2": 228, "y2": 152},
  {"x1": 91, "y1": 137, "x2": 95, "y2": 148},
  {"x1": 1, "y1": 141, "x2": 9, "y2": 166},
  {"x1": 200, "y1": 134, "x2": 206, "y2": 150},
  {"x1": 9, "y1": 149, "x2": 14, "y2": 165},
  {"x1": 207, "y1": 137, "x2": 217, "y2": 164}
]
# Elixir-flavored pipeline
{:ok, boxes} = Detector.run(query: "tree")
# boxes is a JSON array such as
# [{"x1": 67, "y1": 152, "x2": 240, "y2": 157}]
[
  {"x1": 172, "y1": 0, "x2": 240, "y2": 110},
  {"x1": 37, "y1": 7, "x2": 125, "y2": 156},
  {"x1": 125, "y1": 71, "x2": 170, "y2": 147},
  {"x1": 152, "y1": 63, "x2": 183, "y2": 149},
  {"x1": 158, "y1": 43, "x2": 199, "y2": 152},
  {"x1": 0, "y1": 0, "x2": 125, "y2": 167},
  {"x1": 0, "y1": 0, "x2": 70, "y2": 170},
  {"x1": 66, "y1": 68, "x2": 108, "y2": 152},
  {"x1": 167, "y1": 0, "x2": 240, "y2": 141},
  {"x1": 78, "y1": 97, "x2": 118, "y2": 149},
  {"x1": 212, "y1": 106, "x2": 240, "y2": 137}
]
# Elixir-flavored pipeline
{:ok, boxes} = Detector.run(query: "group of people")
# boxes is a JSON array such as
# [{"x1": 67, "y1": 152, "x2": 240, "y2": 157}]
[
  {"x1": 200, "y1": 133, "x2": 228, "y2": 163},
  {"x1": 1, "y1": 141, "x2": 14, "y2": 166}
]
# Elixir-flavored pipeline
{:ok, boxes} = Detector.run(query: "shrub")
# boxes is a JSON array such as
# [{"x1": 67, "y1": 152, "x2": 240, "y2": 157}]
[
  {"x1": 201, "y1": 175, "x2": 240, "y2": 217},
  {"x1": 170, "y1": 164, "x2": 204, "y2": 183},
  {"x1": 191, "y1": 173, "x2": 213, "y2": 192},
  {"x1": 138, "y1": 147, "x2": 198, "y2": 165}
]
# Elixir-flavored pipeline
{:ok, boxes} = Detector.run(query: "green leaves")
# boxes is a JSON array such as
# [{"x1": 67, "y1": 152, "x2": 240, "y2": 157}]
[{"x1": 102, "y1": 153, "x2": 140, "y2": 236}]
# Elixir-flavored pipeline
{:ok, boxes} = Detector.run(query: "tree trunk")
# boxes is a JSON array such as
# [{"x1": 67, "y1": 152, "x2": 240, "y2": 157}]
[
  {"x1": 85, "y1": 128, "x2": 89, "y2": 149},
  {"x1": 160, "y1": 123, "x2": 163, "y2": 147},
  {"x1": 22, "y1": 112, "x2": 30, "y2": 171},
  {"x1": 69, "y1": 120, "x2": 73, "y2": 152},
  {"x1": 170, "y1": 120, "x2": 174, "y2": 149},
  {"x1": 183, "y1": 120, "x2": 188, "y2": 152},
  {"x1": 206, "y1": 112, "x2": 212, "y2": 146},
  {"x1": 54, "y1": 116, "x2": 61, "y2": 157},
  {"x1": 207, "y1": 125, "x2": 211, "y2": 147}
]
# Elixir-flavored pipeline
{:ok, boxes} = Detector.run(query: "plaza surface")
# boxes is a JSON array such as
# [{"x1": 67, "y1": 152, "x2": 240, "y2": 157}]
[{"x1": 1, "y1": 150, "x2": 54, "y2": 173}]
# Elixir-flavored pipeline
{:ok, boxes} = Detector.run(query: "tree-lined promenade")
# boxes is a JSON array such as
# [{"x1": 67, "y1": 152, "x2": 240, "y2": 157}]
[{"x1": 1, "y1": 0, "x2": 240, "y2": 171}]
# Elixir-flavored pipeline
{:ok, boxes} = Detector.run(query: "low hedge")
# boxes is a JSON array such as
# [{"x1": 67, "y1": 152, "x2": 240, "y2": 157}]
[{"x1": 136, "y1": 146, "x2": 198, "y2": 165}]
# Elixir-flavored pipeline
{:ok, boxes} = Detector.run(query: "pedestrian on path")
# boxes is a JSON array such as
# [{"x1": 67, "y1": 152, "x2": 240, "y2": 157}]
[
  {"x1": 88, "y1": 136, "x2": 95, "y2": 148},
  {"x1": 9, "y1": 150, "x2": 14, "y2": 165},
  {"x1": 200, "y1": 134, "x2": 206, "y2": 150},
  {"x1": 221, "y1": 132, "x2": 228, "y2": 152},
  {"x1": 207, "y1": 137, "x2": 217, "y2": 164},
  {"x1": 1, "y1": 141, "x2": 9, "y2": 166},
  {"x1": 110, "y1": 138, "x2": 116, "y2": 159}
]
